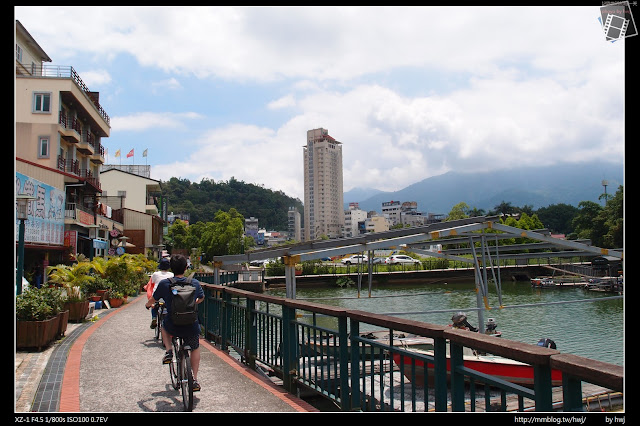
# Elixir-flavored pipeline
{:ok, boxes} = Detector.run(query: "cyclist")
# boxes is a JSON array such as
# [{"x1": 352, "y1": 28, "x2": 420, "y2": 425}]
[
  {"x1": 145, "y1": 258, "x2": 173, "y2": 329},
  {"x1": 145, "y1": 254, "x2": 205, "y2": 391}
]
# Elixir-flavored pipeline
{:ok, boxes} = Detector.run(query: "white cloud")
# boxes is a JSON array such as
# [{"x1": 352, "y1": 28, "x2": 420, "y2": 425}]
[
  {"x1": 152, "y1": 78, "x2": 182, "y2": 92},
  {"x1": 18, "y1": 6, "x2": 621, "y2": 82},
  {"x1": 76, "y1": 69, "x2": 112, "y2": 87},
  {"x1": 15, "y1": 6, "x2": 624, "y2": 202},
  {"x1": 112, "y1": 112, "x2": 203, "y2": 132},
  {"x1": 267, "y1": 95, "x2": 296, "y2": 110}
]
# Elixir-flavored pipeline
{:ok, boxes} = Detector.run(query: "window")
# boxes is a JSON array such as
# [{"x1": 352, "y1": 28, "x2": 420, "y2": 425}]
[
  {"x1": 33, "y1": 92, "x2": 51, "y2": 113},
  {"x1": 38, "y1": 137, "x2": 50, "y2": 158},
  {"x1": 16, "y1": 44, "x2": 22, "y2": 62}
]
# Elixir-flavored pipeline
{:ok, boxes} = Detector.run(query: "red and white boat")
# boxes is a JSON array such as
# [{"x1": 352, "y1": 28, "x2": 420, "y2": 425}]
[
  {"x1": 531, "y1": 277, "x2": 555, "y2": 288},
  {"x1": 392, "y1": 343, "x2": 563, "y2": 387}
]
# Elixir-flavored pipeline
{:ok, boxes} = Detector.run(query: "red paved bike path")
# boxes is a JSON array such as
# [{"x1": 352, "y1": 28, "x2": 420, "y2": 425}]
[{"x1": 58, "y1": 295, "x2": 318, "y2": 413}]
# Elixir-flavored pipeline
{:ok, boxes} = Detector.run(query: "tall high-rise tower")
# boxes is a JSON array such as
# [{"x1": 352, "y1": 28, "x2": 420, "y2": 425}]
[{"x1": 303, "y1": 128, "x2": 344, "y2": 241}]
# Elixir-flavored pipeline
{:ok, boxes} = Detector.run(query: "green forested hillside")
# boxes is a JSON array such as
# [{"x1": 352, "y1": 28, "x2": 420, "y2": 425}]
[{"x1": 161, "y1": 176, "x2": 303, "y2": 231}]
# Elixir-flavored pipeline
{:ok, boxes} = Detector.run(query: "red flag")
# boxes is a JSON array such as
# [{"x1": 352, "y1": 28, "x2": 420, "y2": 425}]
[{"x1": 127, "y1": 149, "x2": 134, "y2": 158}]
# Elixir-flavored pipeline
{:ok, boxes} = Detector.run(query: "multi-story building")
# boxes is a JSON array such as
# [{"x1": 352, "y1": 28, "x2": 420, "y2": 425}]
[
  {"x1": 344, "y1": 202, "x2": 367, "y2": 237},
  {"x1": 99, "y1": 167, "x2": 164, "y2": 257},
  {"x1": 287, "y1": 207, "x2": 301, "y2": 242},
  {"x1": 303, "y1": 128, "x2": 344, "y2": 240},
  {"x1": 15, "y1": 20, "x2": 119, "y2": 279},
  {"x1": 363, "y1": 215, "x2": 390, "y2": 233},
  {"x1": 381, "y1": 200, "x2": 402, "y2": 226},
  {"x1": 245, "y1": 216, "x2": 259, "y2": 243}
]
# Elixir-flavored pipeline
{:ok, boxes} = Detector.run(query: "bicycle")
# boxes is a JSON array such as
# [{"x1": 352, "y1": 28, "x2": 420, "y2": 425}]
[
  {"x1": 168, "y1": 336, "x2": 194, "y2": 411},
  {"x1": 153, "y1": 300, "x2": 166, "y2": 342}
]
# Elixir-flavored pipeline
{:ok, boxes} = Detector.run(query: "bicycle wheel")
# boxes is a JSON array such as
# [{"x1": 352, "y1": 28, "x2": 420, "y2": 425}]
[
  {"x1": 180, "y1": 349, "x2": 194, "y2": 412},
  {"x1": 154, "y1": 311, "x2": 161, "y2": 340},
  {"x1": 169, "y1": 338, "x2": 180, "y2": 390}
]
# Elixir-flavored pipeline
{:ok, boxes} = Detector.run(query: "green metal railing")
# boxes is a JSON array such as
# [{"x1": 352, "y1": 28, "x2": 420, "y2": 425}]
[
  {"x1": 198, "y1": 284, "x2": 623, "y2": 412},
  {"x1": 194, "y1": 271, "x2": 238, "y2": 285}
]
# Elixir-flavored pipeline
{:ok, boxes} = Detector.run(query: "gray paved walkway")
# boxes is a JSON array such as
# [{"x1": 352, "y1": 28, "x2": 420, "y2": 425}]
[{"x1": 15, "y1": 294, "x2": 318, "y2": 413}]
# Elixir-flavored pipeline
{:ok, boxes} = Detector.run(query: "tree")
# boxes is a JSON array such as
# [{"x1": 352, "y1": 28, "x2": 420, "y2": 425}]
[
  {"x1": 200, "y1": 208, "x2": 246, "y2": 258},
  {"x1": 536, "y1": 203, "x2": 579, "y2": 235},
  {"x1": 446, "y1": 202, "x2": 471, "y2": 221},
  {"x1": 490, "y1": 201, "x2": 516, "y2": 218},
  {"x1": 468, "y1": 207, "x2": 486, "y2": 217},
  {"x1": 601, "y1": 185, "x2": 623, "y2": 248},
  {"x1": 572, "y1": 201, "x2": 607, "y2": 246},
  {"x1": 167, "y1": 219, "x2": 190, "y2": 249}
]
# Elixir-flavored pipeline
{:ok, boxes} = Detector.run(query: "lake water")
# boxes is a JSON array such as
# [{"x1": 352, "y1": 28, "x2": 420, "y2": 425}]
[{"x1": 268, "y1": 280, "x2": 624, "y2": 366}]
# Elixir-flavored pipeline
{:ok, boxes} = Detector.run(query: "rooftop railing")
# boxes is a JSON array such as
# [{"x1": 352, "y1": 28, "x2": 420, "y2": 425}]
[{"x1": 22, "y1": 64, "x2": 110, "y2": 126}]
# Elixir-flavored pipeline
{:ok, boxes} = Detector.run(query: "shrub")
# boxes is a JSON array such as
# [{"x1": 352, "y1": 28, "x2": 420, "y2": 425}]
[
  {"x1": 16, "y1": 287, "x2": 55, "y2": 321},
  {"x1": 336, "y1": 276, "x2": 354, "y2": 288}
]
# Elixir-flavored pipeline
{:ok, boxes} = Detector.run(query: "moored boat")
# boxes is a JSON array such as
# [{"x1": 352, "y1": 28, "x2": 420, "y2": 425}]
[
  {"x1": 302, "y1": 330, "x2": 434, "y2": 359},
  {"x1": 531, "y1": 277, "x2": 555, "y2": 288},
  {"x1": 392, "y1": 344, "x2": 563, "y2": 387}
]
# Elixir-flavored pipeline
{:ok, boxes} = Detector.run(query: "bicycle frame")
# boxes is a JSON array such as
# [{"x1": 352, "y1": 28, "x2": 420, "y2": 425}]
[
  {"x1": 154, "y1": 301, "x2": 165, "y2": 342},
  {"x1": 170, "y1": 336, "x2": 194, "y2": 411}
]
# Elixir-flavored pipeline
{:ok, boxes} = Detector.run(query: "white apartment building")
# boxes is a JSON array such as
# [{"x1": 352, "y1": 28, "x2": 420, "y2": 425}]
[
  {"x1": 381, "y1": 200, "x2": 402, "y2": 226},
  {"x1": 344, "y1": 203, "x2": 367, "y2": 237},
  {"x1": 287, "y1": 207, "x2": 301, "y2": 242},
  {"x1": 303, "y1": 128, "x2": 344, "y2": 240}
]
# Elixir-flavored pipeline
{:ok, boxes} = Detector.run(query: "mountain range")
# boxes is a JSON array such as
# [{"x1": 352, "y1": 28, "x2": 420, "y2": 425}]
[{"x1": 344, "y1": 161, "x2": 623, "y2": 215}]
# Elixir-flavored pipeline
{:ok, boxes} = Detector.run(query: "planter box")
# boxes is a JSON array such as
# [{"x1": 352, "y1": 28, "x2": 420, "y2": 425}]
[
  {"x1": 57, "y1": 310, "x2": 69, "y2": 337},
  {"x1": 65, "y1": 301, "x2": 90, "y2": 322},
  {"x1": 16, "y1": 316, "x2": 58, "y2": 351}
]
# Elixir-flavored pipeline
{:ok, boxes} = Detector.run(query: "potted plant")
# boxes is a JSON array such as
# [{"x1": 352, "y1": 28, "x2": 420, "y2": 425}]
[
  {"x1": 39, "y1": 286, "x2": 68, "y2": 337},
  {"x1": 46, "y1": 261, "x2": 94, "y2": 322},
  {"x1": 82, "y1": 276, "x2": 108, "y2": 302},
  {"x1": 16, "y1": 287, "x2": 60, "y2": 350},
  {"x1": 108, "y1": 289, "x2": 125, "y2": 308}
]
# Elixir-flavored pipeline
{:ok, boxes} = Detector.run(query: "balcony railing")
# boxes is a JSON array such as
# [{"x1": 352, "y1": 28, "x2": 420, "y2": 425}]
[
  {"x1": 57, "y1": 156, "x2": 80, "y2": 175},
  {"x1": 24, "y1": 64, "x2": 110, "y2": 126},
  {"x1": 56, "y1": 156, "x2": 101, "y2": 191},
  {"x1": 58, "y1": 111, "x2": 83, "y2": 137}
]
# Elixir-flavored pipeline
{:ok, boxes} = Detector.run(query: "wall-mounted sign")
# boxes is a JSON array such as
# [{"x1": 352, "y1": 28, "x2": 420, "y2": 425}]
[{"x1": 16, "y1": 173, "x2": 65, "y2": 246}]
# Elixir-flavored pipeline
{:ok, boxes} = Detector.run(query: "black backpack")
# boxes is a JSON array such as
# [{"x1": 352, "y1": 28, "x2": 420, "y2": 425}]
[{"x1": 168, "y1": 277, "x2": 198, "y2": 325}]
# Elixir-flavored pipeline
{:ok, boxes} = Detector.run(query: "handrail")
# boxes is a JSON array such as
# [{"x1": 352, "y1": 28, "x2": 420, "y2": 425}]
[{"x1": 199, "y1": 283, "x2": 623, "y2": 412}]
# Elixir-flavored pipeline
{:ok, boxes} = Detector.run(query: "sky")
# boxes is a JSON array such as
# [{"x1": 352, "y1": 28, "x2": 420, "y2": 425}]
[{"x1": 15, "y1": 6, "x2": 626, "y2": 202}]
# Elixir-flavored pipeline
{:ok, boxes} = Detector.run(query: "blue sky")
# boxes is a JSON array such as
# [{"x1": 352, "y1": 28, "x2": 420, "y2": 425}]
[{"x1": 15, "y1": 6, "x2": 625, "y2": 202}]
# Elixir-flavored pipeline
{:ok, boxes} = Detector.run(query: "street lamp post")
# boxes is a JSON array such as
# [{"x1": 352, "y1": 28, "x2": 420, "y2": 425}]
[
  {"x1": 16, "y1": 195, "x2": 36, "y2": 296},
  {"x1": 87, "y1": 224, "x2": 99, "y2": 260}
]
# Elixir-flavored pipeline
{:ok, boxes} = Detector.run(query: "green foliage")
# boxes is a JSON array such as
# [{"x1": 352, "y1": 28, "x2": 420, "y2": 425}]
[
  {"x1": 16, "y1": 287, "x2": 57, "y2": 321},
  {"x1": 301, "y1": 260, "x2": 321, "y2": 275},
  {"x1": 38, "y1": 286, "x2": 66, "y2": 315},
  {"x1": 104, "y1": 254, "x2": 150, "y2": 297},
  {"x1": 444, "y1": 186, "x2": 623, "y2": 249},
  {"x1": 265, "y1": 258, "x2": 285, "y2": 276},
  {"x1": 336, "y1": 276, "x2": 354, "y2": 288},
  {"x1": 160, "y1": 176, "x2": 303, "y2": 231}
]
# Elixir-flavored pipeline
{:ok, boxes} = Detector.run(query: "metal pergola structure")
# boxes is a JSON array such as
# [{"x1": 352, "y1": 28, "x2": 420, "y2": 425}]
[{"x1": 211, "y1": 216, "x2": 623, "y2": 329}]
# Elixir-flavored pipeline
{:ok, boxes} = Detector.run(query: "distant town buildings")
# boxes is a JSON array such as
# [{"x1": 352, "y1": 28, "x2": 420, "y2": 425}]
[
  {"x1": 287, "y1": 207, "x2": 301, "y2": 242},
  {"x1": 344, "y1": 203, "x2": 367, "y2": 238},
  {"x1": 244, "y1": 216, "x2": 259, "y2": 242}
]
